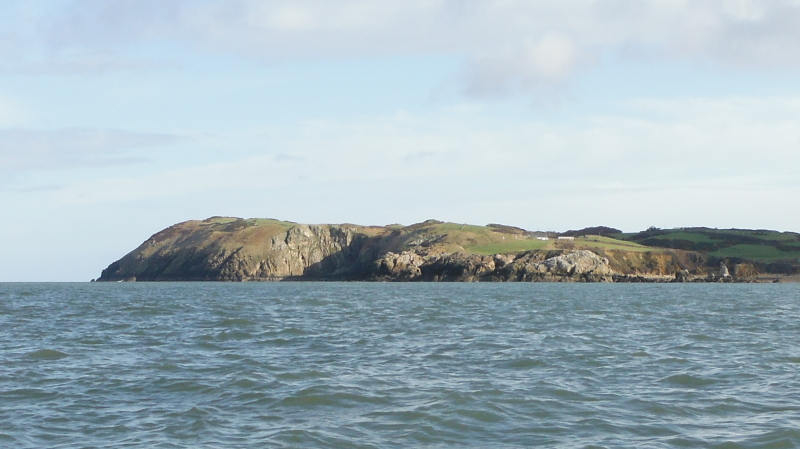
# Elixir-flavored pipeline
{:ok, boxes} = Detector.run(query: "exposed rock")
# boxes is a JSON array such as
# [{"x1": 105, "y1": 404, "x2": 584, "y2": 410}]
[
  {"x1": 613, "y1": 274, "x2": 676, "y2": 283},
  {"x1": 675, "y1": 269, "x2": 691, "y2": 282},
  {"x1": 734, "y1": 263, "x2": 757, "y2": 279},
  {"x1": 493, "y1": 254, "x2": 515, "y2": 269},
  {"x1": 540, "y1": 250, "x2": 612, "y2": 276},
  {"x1": 374, "y1": 251, "x2": 425, "y2": 280},
  {"x1": 98, "y1": 219, "x2": 365, "y2": 281},
  {"x1": 504, "y1": 250, "x2": 614, "y2": 282},
  {"x1": 720, "y1": 262, "x2": 731, "y2": 278},
  {"x1": 421, "y1": 252, "x2": 499, "y2": 281},
  {"x1": 370, "y1": 249, "x2": 615, "y2": 282}
]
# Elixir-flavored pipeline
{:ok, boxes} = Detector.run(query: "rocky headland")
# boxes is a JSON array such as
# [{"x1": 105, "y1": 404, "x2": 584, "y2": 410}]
[{"x1": 97, "y1": 217, "x2": 798, "y2": 282}]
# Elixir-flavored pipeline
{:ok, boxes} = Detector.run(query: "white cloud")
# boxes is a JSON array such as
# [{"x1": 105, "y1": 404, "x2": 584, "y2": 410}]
[
  {"x1": 462, "y1": 33, "x2": 582, "y2": 97},
  {"x1": 0, "y1": 128, "x2": 181, "y2": 176},
  {"x1": 46, "y1": 96, "x2": 800, "y2": 209},
  {"x1": 3, "y1": 0, "x2": 800, "y2": 95}
]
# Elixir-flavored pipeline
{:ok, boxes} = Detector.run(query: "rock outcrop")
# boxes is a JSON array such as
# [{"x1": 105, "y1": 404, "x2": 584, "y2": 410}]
[
  {"x1": 733, "y1": 263, "x2": 757, "y2": 279},
  {"x1": 363, "y1": 249, "x2": 613, "y2": 282},
  {"x1": 675, "y1": 269, "x2": 692, "y2": 282},
  {"x1": 373, "y1": 251, "x2": 426, "y2": 281},
  {"x1": 516, "y1": 250, "x2": 614, "y2": 281}
]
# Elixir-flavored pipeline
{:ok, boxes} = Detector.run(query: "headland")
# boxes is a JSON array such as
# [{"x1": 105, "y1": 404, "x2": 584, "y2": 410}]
[{"x1": 97, "y1": 218, "x2": 800, "y2": 282}]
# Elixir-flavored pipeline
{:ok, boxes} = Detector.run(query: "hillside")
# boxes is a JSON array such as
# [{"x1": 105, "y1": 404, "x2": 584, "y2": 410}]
[
  {"x1": 614, "y1": 227, "x2": 800, "y2": 270},
  {"x1": 97, "y1": 218, "x2": 799, "y2": 282}
]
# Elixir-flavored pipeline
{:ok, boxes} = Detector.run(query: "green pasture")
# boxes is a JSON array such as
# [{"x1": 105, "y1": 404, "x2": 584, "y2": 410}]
[
  {"x1": 710, "y1": 244, "x2": 800, "y2": 261},
  {"x1": 576, "y1": 236, "x2": 659, "y2": 252},
  {"x1": 644, "y1": 231, "x2": 723, "y2": 243},
  {"x1": 465, "y1": 239, "x2": 549, "y2": 255},
  {"x1": 712, "y1": 229, "x2": 799, "y2": 242}
]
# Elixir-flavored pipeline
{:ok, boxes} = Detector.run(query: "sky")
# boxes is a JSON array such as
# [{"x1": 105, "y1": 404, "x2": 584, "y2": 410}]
[{"x1": 1, "y1": 0, "x2": 800, "y2": 281}]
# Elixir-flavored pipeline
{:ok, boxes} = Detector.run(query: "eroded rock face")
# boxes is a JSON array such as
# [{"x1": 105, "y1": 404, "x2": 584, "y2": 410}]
[
  {"x1": 539, "y1": 250, "x2": 613, "y2": 276},
  {"x1": 720, "y1": 262, "x2": 731, "y2": 278},
  {"x1": 369, "y1": 249, "x2": 615, "y2": 282},
  {"x1": 205, "y1": 224, "x2": 362, "y2": 281},
  {"x1": 99, "y1": 220, "x2": 364, "y2": 281},
  {"x1": 503, "y1": 250, "x2": 614, "y2": 282},
  {"x1": 733, "y1": 263, "x2": 757, "y2": 279},
  {"x1": 374, "y1": 251, "x2": 425, "y2": 280}
]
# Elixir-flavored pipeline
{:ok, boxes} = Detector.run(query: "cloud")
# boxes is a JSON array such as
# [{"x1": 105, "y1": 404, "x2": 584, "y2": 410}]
[
  {"x1": 461, "y1": 34, "x2": 583, "y2": 97},
  {"x1": 4, "y1": 0, "x2": 800, "y2": 95},
  {"x1": 665, "y1": 0, "x2": 800, "y2": 68},
  {"x1": 0, "y1": 128, "x2": 181, "y2": 175},
  {"x1": 44, "y1": 95, "x2": 800, "y2": 207}
]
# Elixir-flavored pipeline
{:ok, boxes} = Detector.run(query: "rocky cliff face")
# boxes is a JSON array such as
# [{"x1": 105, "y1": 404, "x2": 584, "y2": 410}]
[
  {"x1": 98, "y1": 217, "x2": 723, "y2": 282},
  {"x1": 99, "y1": 218, "x2": 368, "y2": 281},
  {"x1": 372, "y1": 249, "x2": 615, "y2": 282}
]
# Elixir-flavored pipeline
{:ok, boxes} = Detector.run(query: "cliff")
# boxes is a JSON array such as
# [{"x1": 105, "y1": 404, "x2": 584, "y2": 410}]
[
  {"x1": 97, "y1": 217, "x2": 743, "y2": 282},
  {"x1": 98, "y1": 217, "x2": 374, "y2": 281}
]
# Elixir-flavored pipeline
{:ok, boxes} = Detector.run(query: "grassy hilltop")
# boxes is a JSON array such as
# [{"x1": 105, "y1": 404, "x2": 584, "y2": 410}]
[{"x1": 374, "y1": 220, "x2": 655, "y2": 255}]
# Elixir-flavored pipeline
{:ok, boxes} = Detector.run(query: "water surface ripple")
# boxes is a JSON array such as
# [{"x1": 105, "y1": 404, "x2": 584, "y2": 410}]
[{"x1": 1, "y1": 283, "x2": 799, "y2": 448}]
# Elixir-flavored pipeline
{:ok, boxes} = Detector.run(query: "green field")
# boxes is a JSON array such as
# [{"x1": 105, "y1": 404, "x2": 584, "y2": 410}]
[
  {"x1": 465, "y1": 239, "x2": 549, "y2": 255},
  {"x1": 710, "y1": 244, "x2": 800, "y2": 261},
  {"x1": 644, "y1": 231, "x2": 723, "y2": 243},
  {"x1": 713, "y1": 229, "x2": 799, "y2": 241},
  {"x1": 427, "y1": 223, "x2": 544, "y2": 255},
  {"x1": 617, "y1": 227, "x2": 800, "y2": 262},
  {"x1": 576, "y1": 236, "x2": 659, "y2": 252}
]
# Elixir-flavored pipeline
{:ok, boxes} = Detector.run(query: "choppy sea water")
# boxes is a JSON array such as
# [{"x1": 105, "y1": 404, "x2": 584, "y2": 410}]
[{"x1": 1, "y1": 283, "x2": 800, "y2": 448}]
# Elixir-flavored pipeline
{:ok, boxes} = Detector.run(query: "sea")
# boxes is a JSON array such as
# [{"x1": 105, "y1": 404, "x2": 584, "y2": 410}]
[{"x1": 1, "y1": 282, "x2": 799, "y2": 448}]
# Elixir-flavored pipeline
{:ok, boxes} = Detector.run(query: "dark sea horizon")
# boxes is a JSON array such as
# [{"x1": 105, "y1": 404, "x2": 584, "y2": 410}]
[{"x1": 1, "y1": 282, "x2": 799, "y2": 448}]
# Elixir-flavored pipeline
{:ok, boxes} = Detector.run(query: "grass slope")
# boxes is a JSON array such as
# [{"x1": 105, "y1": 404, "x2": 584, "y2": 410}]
[
  {"x1": 616, "y1": 227, "x2": 800, "y2": 261},
  {"x1": 395, "y1": 222, "x2": 661, "y2": 255},
  {"x1": 710, "y1": 245, "x2": 800, "y2": 261}
]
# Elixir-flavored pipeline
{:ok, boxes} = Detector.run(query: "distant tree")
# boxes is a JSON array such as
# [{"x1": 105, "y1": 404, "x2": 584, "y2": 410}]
[{"x1": 561, "y1": 226, "x2": 622, "y2": 237}]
